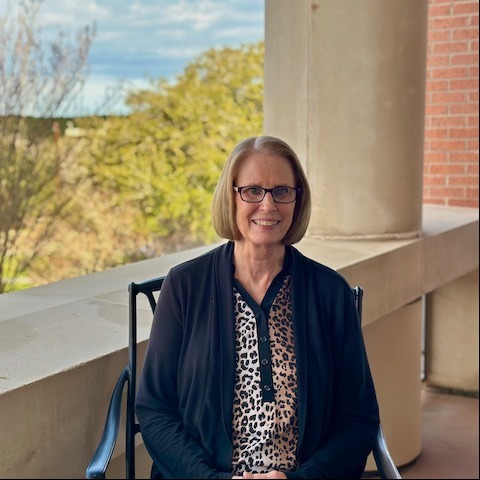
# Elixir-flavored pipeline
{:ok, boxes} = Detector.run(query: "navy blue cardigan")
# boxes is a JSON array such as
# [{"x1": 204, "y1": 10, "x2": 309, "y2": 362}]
[{"x1": 136, "y1": 242, "x2": 379, "y2": 479}]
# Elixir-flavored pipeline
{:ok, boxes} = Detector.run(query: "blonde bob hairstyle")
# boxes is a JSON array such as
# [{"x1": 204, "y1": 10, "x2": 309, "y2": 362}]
[{"x1": 211, "y1": 135, "x2": 311, "y2": 245}]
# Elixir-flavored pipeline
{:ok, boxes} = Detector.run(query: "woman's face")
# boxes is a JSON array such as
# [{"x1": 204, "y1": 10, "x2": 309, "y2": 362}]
[{"x1": 234, "y1": 152, "x2": 296, "y2": 249}]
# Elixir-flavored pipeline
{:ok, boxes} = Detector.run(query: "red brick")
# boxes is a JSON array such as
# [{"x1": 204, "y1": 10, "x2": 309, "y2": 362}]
[
  {"x1": 434, "y1": 16, "x2": 469, "y2": 29},
  {"x1": 450, "y1": 79, "x2": 479, "y2": 90},
  {"x1": 423, "y1": 198, "x2": 447, "y2": 206},
  {"x1": 430, "y1": 186, "x2": 465, "y2": 196},
  {"x1": 453, "y1": 28, "x2": 480, "y2": 40},
  {"x1": 451, "y1": 53, "x2": 480, "y2": 65},
  {"x1": 431, "y1": 140, "x2": 466, "y2": 150},
  {"x1": 424, "y1": 175, "x2": 447, "y2": 186},
  {"x1": 426, "y1": 54, "x2": 450, "y2": 67},
  {"x1": 426, "y1": 104, "x2": 449, "y2": 114},
  {"x1": 468, "y1": 65, "x2": 479, "y2": 76},
  {"x1": 428, "y1": 30, "x2": 450, "y2": 42},
  {"x1": 448, "y1": 175, "x2": 479, "y2": 185},
  {"x1": 449, "y1": 127, "x2": 480, "y2": 138},
  {"x1": 466, "y1": 187, "x2": 480, "y2": 199},
  {"x1": 431, "y1": 92, "x2": 467, "y2": 103},
  {"x1": 430, "y1": 164, "x2": 466, "y2": 174},
  {"x1": 449, "y1": 198, "x2": 479, "y2": 207},
  {"x1": 469, "y1": 90, "x2": 479, "y2": 101},
  {"x1": 425, "y1": 128, "x2": 449, "y2": 139},
  {"x1": 433, "y1": 41, "x2": 469, "y2": 54},
  {"x1": 450, "y1": 103, "x2": 478, "y2": 113},
  {"x1": 431, "y1": 116, "x2": 466, "y2": 126},
  {"x1": 431, "y1": 66, "x2": 469, "y2": 78},
  {"x1": 451, "y1": 152, "x2": 480, "y2": 162},
  {"x1": 425, "y1": 0, "x2": 479, "y2": 208},
  {"x1": 424, "y1": 152, "x2": 448, "y2": 163},
  {"x1": 453, "y1": 3, "x2": 479, "y2": 15},
  {"x1": 426, "y1": 79, "x2": 449, "y2": 91},
  {"x1": 429, "y1": 4, "x2": 452, "y2": 16}
]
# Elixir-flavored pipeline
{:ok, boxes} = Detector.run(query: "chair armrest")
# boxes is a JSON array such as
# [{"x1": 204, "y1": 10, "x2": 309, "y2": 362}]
[
  {"x1": 372, "y1": 424, "x2": 402, "y2": 479},
  {"x1": 85, "y1": 367, "x2": 129, "y2": 479}
]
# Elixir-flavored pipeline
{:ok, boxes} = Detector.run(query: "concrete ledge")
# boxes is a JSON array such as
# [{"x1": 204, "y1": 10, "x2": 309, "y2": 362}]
[
  {"x1": 0, "y1": 244, "x2": 220, "y2": 395},
  {"x1": 298, "y1": 205, "x2": 478, "y2": 326}
]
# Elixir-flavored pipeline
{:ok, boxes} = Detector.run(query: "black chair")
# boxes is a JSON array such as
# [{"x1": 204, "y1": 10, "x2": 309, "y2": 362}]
[
  {"x1": 85, "y1": 282, "x2": 401, "y2": 479},
  {"x1": 353, "y1": 287, "x2": 402, "y2": 480},
  {"x1": 86, "y1": 276, "x2": 165, "y2": 479}
]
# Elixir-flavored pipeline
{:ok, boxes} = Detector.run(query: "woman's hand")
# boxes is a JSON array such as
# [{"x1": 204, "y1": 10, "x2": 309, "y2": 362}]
[{"x1": 242, "y1": 471, "x2": 287, "y2": 479}]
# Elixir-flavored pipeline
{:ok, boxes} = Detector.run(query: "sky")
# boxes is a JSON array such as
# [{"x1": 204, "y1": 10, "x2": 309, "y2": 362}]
[{"x1": 1, "y1": 0, "x2": 264, "y2": 116}]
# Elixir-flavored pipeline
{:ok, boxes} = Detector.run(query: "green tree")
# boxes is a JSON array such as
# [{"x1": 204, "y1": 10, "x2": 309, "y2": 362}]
[
  {"x1": 80, "y1": 41, "x2": 264, "y2": 254},
  {"x1": 0, "y1": 0, "x2": 94, "y2": 293}
]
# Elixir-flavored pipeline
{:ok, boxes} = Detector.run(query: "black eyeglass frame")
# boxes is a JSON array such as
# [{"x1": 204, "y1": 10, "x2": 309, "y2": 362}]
[{"x1": 233, "y1": 185, "x2": 301, "y2": 204}]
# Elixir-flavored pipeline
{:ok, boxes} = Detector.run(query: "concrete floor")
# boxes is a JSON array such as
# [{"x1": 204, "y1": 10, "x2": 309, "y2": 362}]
[{"x1": 365, "y1": 386, "x2": 479, "y2": 479}]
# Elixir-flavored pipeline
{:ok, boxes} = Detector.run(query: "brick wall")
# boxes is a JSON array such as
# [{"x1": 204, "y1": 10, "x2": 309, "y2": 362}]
[{"x1": 424, "y1": 0, "x2": 479, "y2": 207}]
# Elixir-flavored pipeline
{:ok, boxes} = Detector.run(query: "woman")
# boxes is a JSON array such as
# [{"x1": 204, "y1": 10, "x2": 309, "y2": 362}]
[{"x1": 136, "y1": 135, "x2": 380, "y2": 479}]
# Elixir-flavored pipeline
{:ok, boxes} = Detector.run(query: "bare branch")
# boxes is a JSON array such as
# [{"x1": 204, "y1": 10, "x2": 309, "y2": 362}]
[{"x1": 0, "y1": 0, "x2": 94, "y2": 292}]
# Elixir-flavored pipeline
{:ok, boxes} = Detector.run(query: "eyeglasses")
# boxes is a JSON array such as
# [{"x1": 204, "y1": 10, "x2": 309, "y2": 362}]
[{"x1": 233, "y1": 185, "x2": 300, "y2": 204}]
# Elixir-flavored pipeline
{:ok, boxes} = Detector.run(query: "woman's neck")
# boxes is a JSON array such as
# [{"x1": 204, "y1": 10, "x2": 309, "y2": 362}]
[{"x1": 233, "y1": 243, "x2": 285, "y2": 303}]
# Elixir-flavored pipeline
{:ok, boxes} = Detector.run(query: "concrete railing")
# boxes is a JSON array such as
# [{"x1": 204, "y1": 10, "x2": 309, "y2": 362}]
[{"x1": 0, "y1": 205, "x2": 478, "y2": 479}]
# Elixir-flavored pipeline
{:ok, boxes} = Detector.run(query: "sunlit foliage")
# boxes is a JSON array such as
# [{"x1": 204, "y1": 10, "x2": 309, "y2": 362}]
[{"x1": 78, "y1": 41, "x2": 264, "y2": 253}]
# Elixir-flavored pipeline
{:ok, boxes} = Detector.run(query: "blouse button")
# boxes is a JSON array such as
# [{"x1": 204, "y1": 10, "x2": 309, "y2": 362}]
[
  {"x1": 261, "y1": 358, "x2": 269, "y2": 365},
  {"x1": 260, "y1": 336, "x2": 267, "y2": 342},
  {"x1": 263, "y1": 385, "x2": 271, "y2": 391}
]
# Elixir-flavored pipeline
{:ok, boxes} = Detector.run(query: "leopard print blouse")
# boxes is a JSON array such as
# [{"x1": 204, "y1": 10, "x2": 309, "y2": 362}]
[{"x1": 231, "y1": 275, "x2": 299, "y2": 475}]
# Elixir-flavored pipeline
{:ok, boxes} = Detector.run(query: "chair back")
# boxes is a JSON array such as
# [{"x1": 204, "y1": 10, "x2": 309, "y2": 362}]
[
  {"x1": 352, "y1": 285, "x2": 363, "y2": 325},
  {"x1": 85, "y1": 276, "x2": 165, "y2": 479},
  {"x1": 352, "y1": 286, "x2": 402, "y2": 480},
  {"x1": 126, "y1": 277, "x2": 165, "y2": 478}
]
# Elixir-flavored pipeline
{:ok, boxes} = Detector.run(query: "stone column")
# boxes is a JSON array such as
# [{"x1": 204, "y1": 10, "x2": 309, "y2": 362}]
[
  {"x1": 425, "y1": 269, "x2": 479, "y2": 392},
  {"x1": 264, "y1": 0, "x2": 428, "y2": 239},
  {"x1": 264, "y1": 0, "x2": 429, "y2": 470},
  {"x1": 362, "y1": 299, "x2": 423, "y2": 470}
]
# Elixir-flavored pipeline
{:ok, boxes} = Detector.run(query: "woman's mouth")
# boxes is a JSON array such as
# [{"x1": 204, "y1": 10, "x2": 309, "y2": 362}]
[{"x1": 253, "y1": 220, "x2": 280, "y2": 227}]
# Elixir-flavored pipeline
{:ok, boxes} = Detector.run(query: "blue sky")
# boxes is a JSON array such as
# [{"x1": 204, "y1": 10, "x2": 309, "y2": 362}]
[{"x1": 1, "y1": 0, "x2": 264, "y2": 115}]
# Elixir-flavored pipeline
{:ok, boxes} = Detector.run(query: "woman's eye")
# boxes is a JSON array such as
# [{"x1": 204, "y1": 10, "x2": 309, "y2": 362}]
[
  {"x1": 274, "y1": 187, "x2": 289, "y2": 196},
  {"x1": 247, "y1": 187, "x2": 262, "y2": 195}
]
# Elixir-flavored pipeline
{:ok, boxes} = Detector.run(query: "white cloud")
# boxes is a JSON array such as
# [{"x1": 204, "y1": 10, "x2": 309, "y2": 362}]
[
  {"x1": 215, "y1": 25, "x2": 263, "y2": 40},
  {"x1": 155, "y1": 46, "x2": 204, "y2": 59},
  {"x1": 37, "y1": 0, "x2": 111, "y2": 27},
  {"x1": 0, "y1": 0, "x2": 264, "y2": 115}
]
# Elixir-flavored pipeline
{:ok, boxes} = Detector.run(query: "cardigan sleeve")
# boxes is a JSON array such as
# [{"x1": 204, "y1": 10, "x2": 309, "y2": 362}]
[
  {"x1": 135, "y1": 270, "x2": 232, "y2": 479},
  {"x1": 287, "y1": 259, "x2": 380, "y2": 479}
]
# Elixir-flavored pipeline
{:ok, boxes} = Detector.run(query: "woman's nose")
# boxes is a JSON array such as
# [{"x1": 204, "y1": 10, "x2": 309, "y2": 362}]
[{"x1": 260, "y1": 191, "x2": 278, "y2": 210}]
